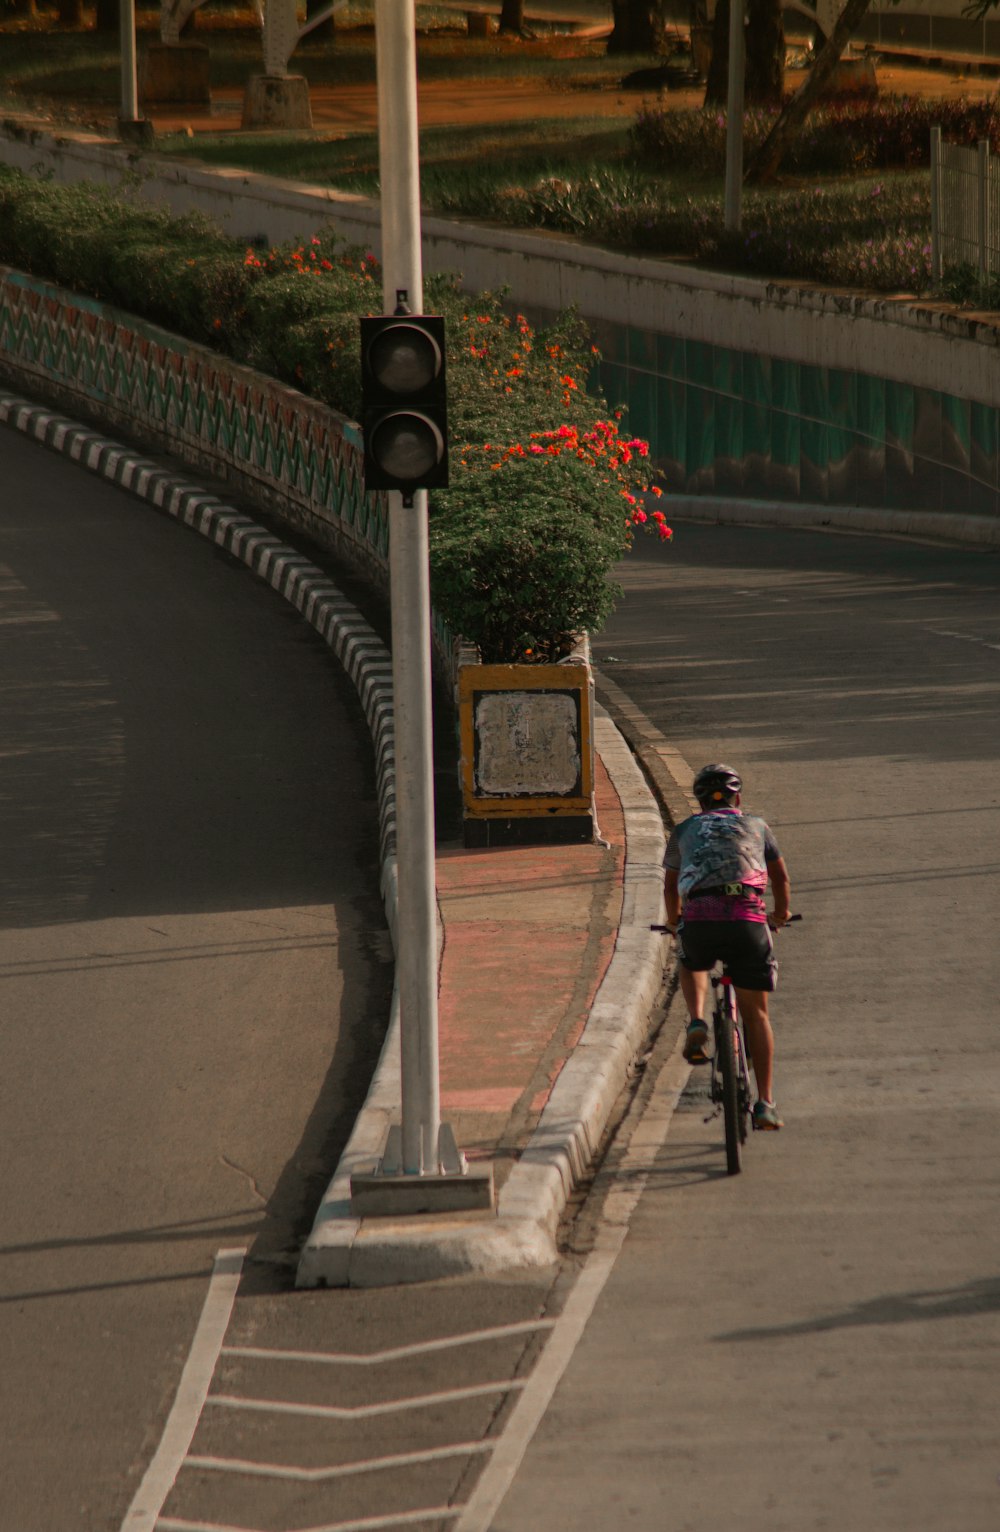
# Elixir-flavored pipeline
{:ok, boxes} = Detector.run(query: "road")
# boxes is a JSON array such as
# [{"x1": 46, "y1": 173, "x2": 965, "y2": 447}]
[
  {"x1": 492, "y1": 520, "x2": 1000, "y2": 1529},
  {"x1": 5, "y1": 415, "x2": 998, "y2": 1532},
  {"x1": 0, "y1": 422, "x2": 392, "y2": 1531}
]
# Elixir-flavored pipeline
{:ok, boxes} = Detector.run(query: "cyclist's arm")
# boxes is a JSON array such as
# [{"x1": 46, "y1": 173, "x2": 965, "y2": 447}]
[
  {"x1": 767, "y1": 855, "x2": 792, "y2": 926},
  {"x1": 664, "y1": 866, "x2": 682, "y2": 928}
]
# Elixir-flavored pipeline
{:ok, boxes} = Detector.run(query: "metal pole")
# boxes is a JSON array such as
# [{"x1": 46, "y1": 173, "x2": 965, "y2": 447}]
[
  {"x1": 930, "y1": 125, "x2": 942, "y2": 283},
  {"x1": 120, "y1": 0, "x2": 139, "y2": 122},
  {"x1": 723, "y1": 0, "x2": 746, "y2": 232},
  {"x1": 979, "y1": 138, "x2": 989, "y2": 284},
  {"x1": 374, "y1": 0, "x2": 441, "y2": 1176}
]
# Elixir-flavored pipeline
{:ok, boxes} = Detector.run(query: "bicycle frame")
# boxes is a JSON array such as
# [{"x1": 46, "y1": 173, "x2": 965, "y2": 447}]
[{"x1": 708, "y1": 966, "x2": 753, "y2": 1176}]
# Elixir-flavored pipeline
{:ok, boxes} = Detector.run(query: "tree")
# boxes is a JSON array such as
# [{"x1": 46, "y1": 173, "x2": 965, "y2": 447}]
[
  {"x1": 746, "y1": 0, "x2": 875, "y2": 182},
  {"x1": 606, "y1": 0, "x2": 671, "y2": 55},
  {"x1": 499, "y1": 0, "x2": 527, "y2": 33},
  {"x1": 705, "y1": 0, "x2": 784, "y2": 108},
  {"x1": 306, "y1": 0, "x2": 336, "y2": 45},
  {"x1": 94, "y1": 0, "x2": 118, "y2": 32}
]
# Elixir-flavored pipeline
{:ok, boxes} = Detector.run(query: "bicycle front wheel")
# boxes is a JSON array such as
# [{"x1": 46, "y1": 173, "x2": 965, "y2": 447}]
[{"x1": 716, "y1": 998, "x2": 742, "y2": 1176}]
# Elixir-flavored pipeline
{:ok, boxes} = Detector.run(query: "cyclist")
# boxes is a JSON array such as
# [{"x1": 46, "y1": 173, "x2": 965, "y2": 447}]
[{"x1": 663, "y1": 764, "x2": 792, "y2": 1131}]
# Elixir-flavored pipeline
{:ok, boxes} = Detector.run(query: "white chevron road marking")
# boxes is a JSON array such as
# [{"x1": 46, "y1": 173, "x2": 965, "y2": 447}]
[
  {"x1": 185, "y1": 1439, "x2": 493, "y2": 1482},
  {"x1": 220, "y1": 1318, "x2": 554, "y2": 1368},
  {"x1": 205, "y1": 1378, "x2": 525, "y2": 1421}
]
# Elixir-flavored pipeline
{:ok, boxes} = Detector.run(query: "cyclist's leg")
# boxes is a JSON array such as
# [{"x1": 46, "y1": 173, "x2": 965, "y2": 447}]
[
  {"x1": 675, "y1": 923, "x2": 715, "y2": 1061},
  {"x1": 734, "y1": 986, "x2": 774, "y2": 1102},
  {"x1": 679, "y1": 963, "x2": 710, "y2": 1022}
]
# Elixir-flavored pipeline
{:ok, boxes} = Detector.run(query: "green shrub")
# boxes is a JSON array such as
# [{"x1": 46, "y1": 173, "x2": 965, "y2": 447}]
[
  {"x1": 0, "y1": 168, "x2": 668, "y2": 659},
  {"x1": 485, "y1": 165, "x2": 931, "y2": 293}
]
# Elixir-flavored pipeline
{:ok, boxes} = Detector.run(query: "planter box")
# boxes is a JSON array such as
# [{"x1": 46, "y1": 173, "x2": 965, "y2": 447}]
[{"x1": 457, "y1": 660, "x2": 594, "y2": 847}]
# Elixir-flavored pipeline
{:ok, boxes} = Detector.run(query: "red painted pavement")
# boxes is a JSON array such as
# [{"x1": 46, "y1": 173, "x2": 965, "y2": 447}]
[{"x1": 435, "y1": 754, "x2": 625, "y2": 1176}]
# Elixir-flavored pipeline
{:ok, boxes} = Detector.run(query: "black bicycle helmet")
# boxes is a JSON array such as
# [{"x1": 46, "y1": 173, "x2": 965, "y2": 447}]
[{"x1": 692, "y1": 763, "x2": 742, "y2": 806}]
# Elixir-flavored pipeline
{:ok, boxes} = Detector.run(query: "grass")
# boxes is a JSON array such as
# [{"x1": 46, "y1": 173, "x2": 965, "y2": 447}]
[
  {"x1": 154, "y1": 115, "x2": 641, "y2": 200},
  {"x1": 0, "y1": 14, "x2": 955, "y2": 299}
]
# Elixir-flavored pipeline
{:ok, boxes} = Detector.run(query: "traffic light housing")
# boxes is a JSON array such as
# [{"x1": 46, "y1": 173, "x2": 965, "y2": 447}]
[{"x1": 360, "y1": 309, "x2": 449, "y2": 499}]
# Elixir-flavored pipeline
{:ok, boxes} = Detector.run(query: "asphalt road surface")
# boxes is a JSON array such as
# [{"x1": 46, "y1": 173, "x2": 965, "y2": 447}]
[
  {"x1": 0, "y1": 422, "x2": 392, "y2": 1531},
  {"x1": 491, "y1": 520, "x2": 1000, "y2": 1530}
]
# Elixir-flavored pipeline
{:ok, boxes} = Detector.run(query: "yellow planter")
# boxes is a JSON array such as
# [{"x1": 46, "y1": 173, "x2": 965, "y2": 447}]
[{"x1": 457, "y1": 660, "x2": 594, "y2": 847}]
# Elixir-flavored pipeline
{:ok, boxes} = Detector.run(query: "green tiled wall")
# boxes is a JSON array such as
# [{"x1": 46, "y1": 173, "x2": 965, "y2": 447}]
[{"x1": 600, "y1": 327, "x2": 1000, "y2": 518}]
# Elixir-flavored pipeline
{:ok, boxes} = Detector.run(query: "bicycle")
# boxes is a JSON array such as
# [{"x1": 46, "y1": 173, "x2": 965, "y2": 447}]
[
  {"x1": 708, "y1": 957, "x2": 752, "y2": 1175},
  {"x1": 652, "y1": 915, "x2": 801, "y2": 1176}
]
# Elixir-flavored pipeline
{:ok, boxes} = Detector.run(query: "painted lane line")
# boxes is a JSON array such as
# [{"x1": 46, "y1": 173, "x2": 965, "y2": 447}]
[
  {"x1": 120, "y1": 1249, "x2": 245, "y2": 1532},
  {"x1": 159, "y1": 1508, "x2": 461, "y2": 1532},
  {"x1": 452, "y1": 1043, "x2": 693, "y2": 1532},
  {"x1": 220, "y1": 1318, "x2": 555, "y2": 1367},
  {"x1": 185, "y1": 1440, "x2": 493, "y2": 1482},
  {"x1": 205, "y1": 1378, "x2": 526, "y2": 1421}
]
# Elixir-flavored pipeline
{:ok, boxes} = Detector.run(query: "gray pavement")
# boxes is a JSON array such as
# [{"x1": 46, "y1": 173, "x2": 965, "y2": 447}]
[
  {"x1": 0, "y1": 421, "x2": 392, "y2": 1531},
  {"x1": 491, "y1": 521, "x2": 1000, "y2": 1531}
]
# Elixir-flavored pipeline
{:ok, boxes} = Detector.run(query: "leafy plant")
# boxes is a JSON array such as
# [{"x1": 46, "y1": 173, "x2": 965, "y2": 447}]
[{"x1": 0, "y1": 167, "x2": 669, "y2": 660}]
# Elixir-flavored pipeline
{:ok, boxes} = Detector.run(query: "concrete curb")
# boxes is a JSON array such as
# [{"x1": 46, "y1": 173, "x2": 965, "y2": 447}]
[
  {"x1": 0, "y1": 387, "x2": 669, "y2": 1289},
  {"x1": 663, "y1": 494, "x2": 1000, "y2": 549},
  {"x1": 296, "y1": 711, "x2": 667, "y2": 1288}
]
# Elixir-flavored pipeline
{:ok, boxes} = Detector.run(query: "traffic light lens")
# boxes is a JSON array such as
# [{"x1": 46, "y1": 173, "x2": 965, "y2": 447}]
[
  {"x1": 370, "y1": 412, "x2": 445, "y2": 485},
  {"x1": 368, "y1": 325, "x2": 441, "y2": 395}
]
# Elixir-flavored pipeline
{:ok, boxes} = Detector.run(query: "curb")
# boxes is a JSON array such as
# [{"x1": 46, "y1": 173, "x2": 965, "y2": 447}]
[
  {"x1": 0, "y1": 387, "x2": 669, "y2": 1289},
  {"x1": 296, "y1": 711, "x2": 667, "y2": 1288},
  {"x1": 662, "y1": 493, "x2": 1000, "y2": 549}
]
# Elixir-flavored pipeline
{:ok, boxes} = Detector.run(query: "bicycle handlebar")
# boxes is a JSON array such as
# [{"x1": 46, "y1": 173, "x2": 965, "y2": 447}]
[{"x1": 650, "y1": 914, "x2": 803, "y2": 933}]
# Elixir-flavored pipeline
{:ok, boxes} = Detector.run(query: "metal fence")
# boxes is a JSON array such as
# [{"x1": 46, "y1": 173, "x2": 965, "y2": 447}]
[{"x1": 930, "y1": 126, "x2": 1000, "y2": 281}]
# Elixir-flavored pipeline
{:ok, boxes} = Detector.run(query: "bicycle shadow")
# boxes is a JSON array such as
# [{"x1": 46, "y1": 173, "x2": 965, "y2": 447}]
[{"x1": 714, "y1": 1275, "x2": 1000, "y2": 1343}]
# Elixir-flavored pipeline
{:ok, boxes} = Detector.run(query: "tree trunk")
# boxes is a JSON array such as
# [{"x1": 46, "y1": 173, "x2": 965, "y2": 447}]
[
  {"x1": 607, "y1": 0, "x2": 671, "y2": 56},
  {"x1": 499, "y1": 0, "x2": 526, "y2": 33},
  {"x1": 745, "y1": 0, "x2": 784, "y2": 107},
  {"x1": 306, "y1": 0, "x2": 336, "y2": 44},
  {"x1": 705, "y1": 0, "x2": 784, "y2": 107},
  {"x1": 94, "y1": 0, "x2": 119, "y2": 32},
  {"x1": 746, "y1": 0, "x2": 874, "y2": 183},
  {"x1": 704, "y1": 0, "x2": 729, "y2": 104}
]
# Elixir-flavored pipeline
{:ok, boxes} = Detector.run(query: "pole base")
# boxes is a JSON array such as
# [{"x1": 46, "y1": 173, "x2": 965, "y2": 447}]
[
  {"x1": 241, "y1": 74, "x2": 313, "y2": 130},
  {"x1": 117, "y1": 116, "x2": 156, "y2": 148},
  {"x1": 350, "y1": 1123, "x2": 495, "y2": 1217}
]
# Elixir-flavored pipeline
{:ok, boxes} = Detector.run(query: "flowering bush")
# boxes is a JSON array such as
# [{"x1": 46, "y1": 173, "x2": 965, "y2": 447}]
[
  {"x1": 0, "y1": 170, "x2": 669, "y2": 660},
  {"x1": 432, "y1": 419, "x2": 670, "y2": 662}
]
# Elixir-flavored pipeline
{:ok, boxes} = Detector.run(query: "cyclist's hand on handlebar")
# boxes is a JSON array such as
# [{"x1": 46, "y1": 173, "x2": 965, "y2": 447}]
[{"x1": 769, "y1": 911, "x2": 802, "y2": 930}]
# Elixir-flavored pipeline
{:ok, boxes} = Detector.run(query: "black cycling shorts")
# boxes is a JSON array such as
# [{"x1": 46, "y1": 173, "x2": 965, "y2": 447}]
[{"x1": 677, "y1": 920, "x2": 777, "y2": 993}]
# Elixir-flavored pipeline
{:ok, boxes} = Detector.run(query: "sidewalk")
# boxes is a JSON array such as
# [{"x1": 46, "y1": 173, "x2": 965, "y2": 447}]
[{"x1": 297, "y1": 719, "x2": 670, "y2": 1288}]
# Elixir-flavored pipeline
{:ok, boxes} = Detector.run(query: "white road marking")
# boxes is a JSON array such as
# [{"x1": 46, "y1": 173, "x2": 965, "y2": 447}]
[
  {"x1": 452, "y1": 1042, "x2": 692, "y2": 1532},
  {"x1": 929, "y1": 626, "x2": 1000, "y2": 651},
  {"x1": 120, "y1": 1249, "x2": 246, "y2": 1532},
  {"x1": 158, "y1": 1508, "x2": 461, "y2": 1532},
  {"x1": 221, "y1": 1319, "x2": 554, "y2": 1367},
  {"x1": 186, "y1": 1440, "x2": 493, "y2": 1481},
  {"x1": 205, "y1": 1379, "x2": 525, "y2": 1421}
]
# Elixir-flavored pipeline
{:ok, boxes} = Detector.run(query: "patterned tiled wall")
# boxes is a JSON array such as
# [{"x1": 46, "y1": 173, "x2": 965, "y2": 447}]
[
  {"x1": 594, "y1": 323, "x2": 1000, "y2": 520},
  {"x1": 0, "y1": 266, "x2": 391, "y2": 586}
]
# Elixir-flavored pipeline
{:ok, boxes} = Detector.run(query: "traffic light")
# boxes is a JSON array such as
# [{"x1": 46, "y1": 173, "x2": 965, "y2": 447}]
[{"x1": 360, "y1": 304, "x2": 449, "y2": 499}]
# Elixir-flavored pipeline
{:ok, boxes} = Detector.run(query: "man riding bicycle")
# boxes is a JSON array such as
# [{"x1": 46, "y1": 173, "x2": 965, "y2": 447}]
[{"x1": 663, "y1": 764, "x2": 792, "y2": 1131}]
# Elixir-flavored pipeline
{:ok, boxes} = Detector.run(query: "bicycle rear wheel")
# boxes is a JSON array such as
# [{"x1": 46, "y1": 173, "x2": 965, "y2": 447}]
[{"x1": 715, "y1": 994, "x2": 742, "y2": 1175}]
